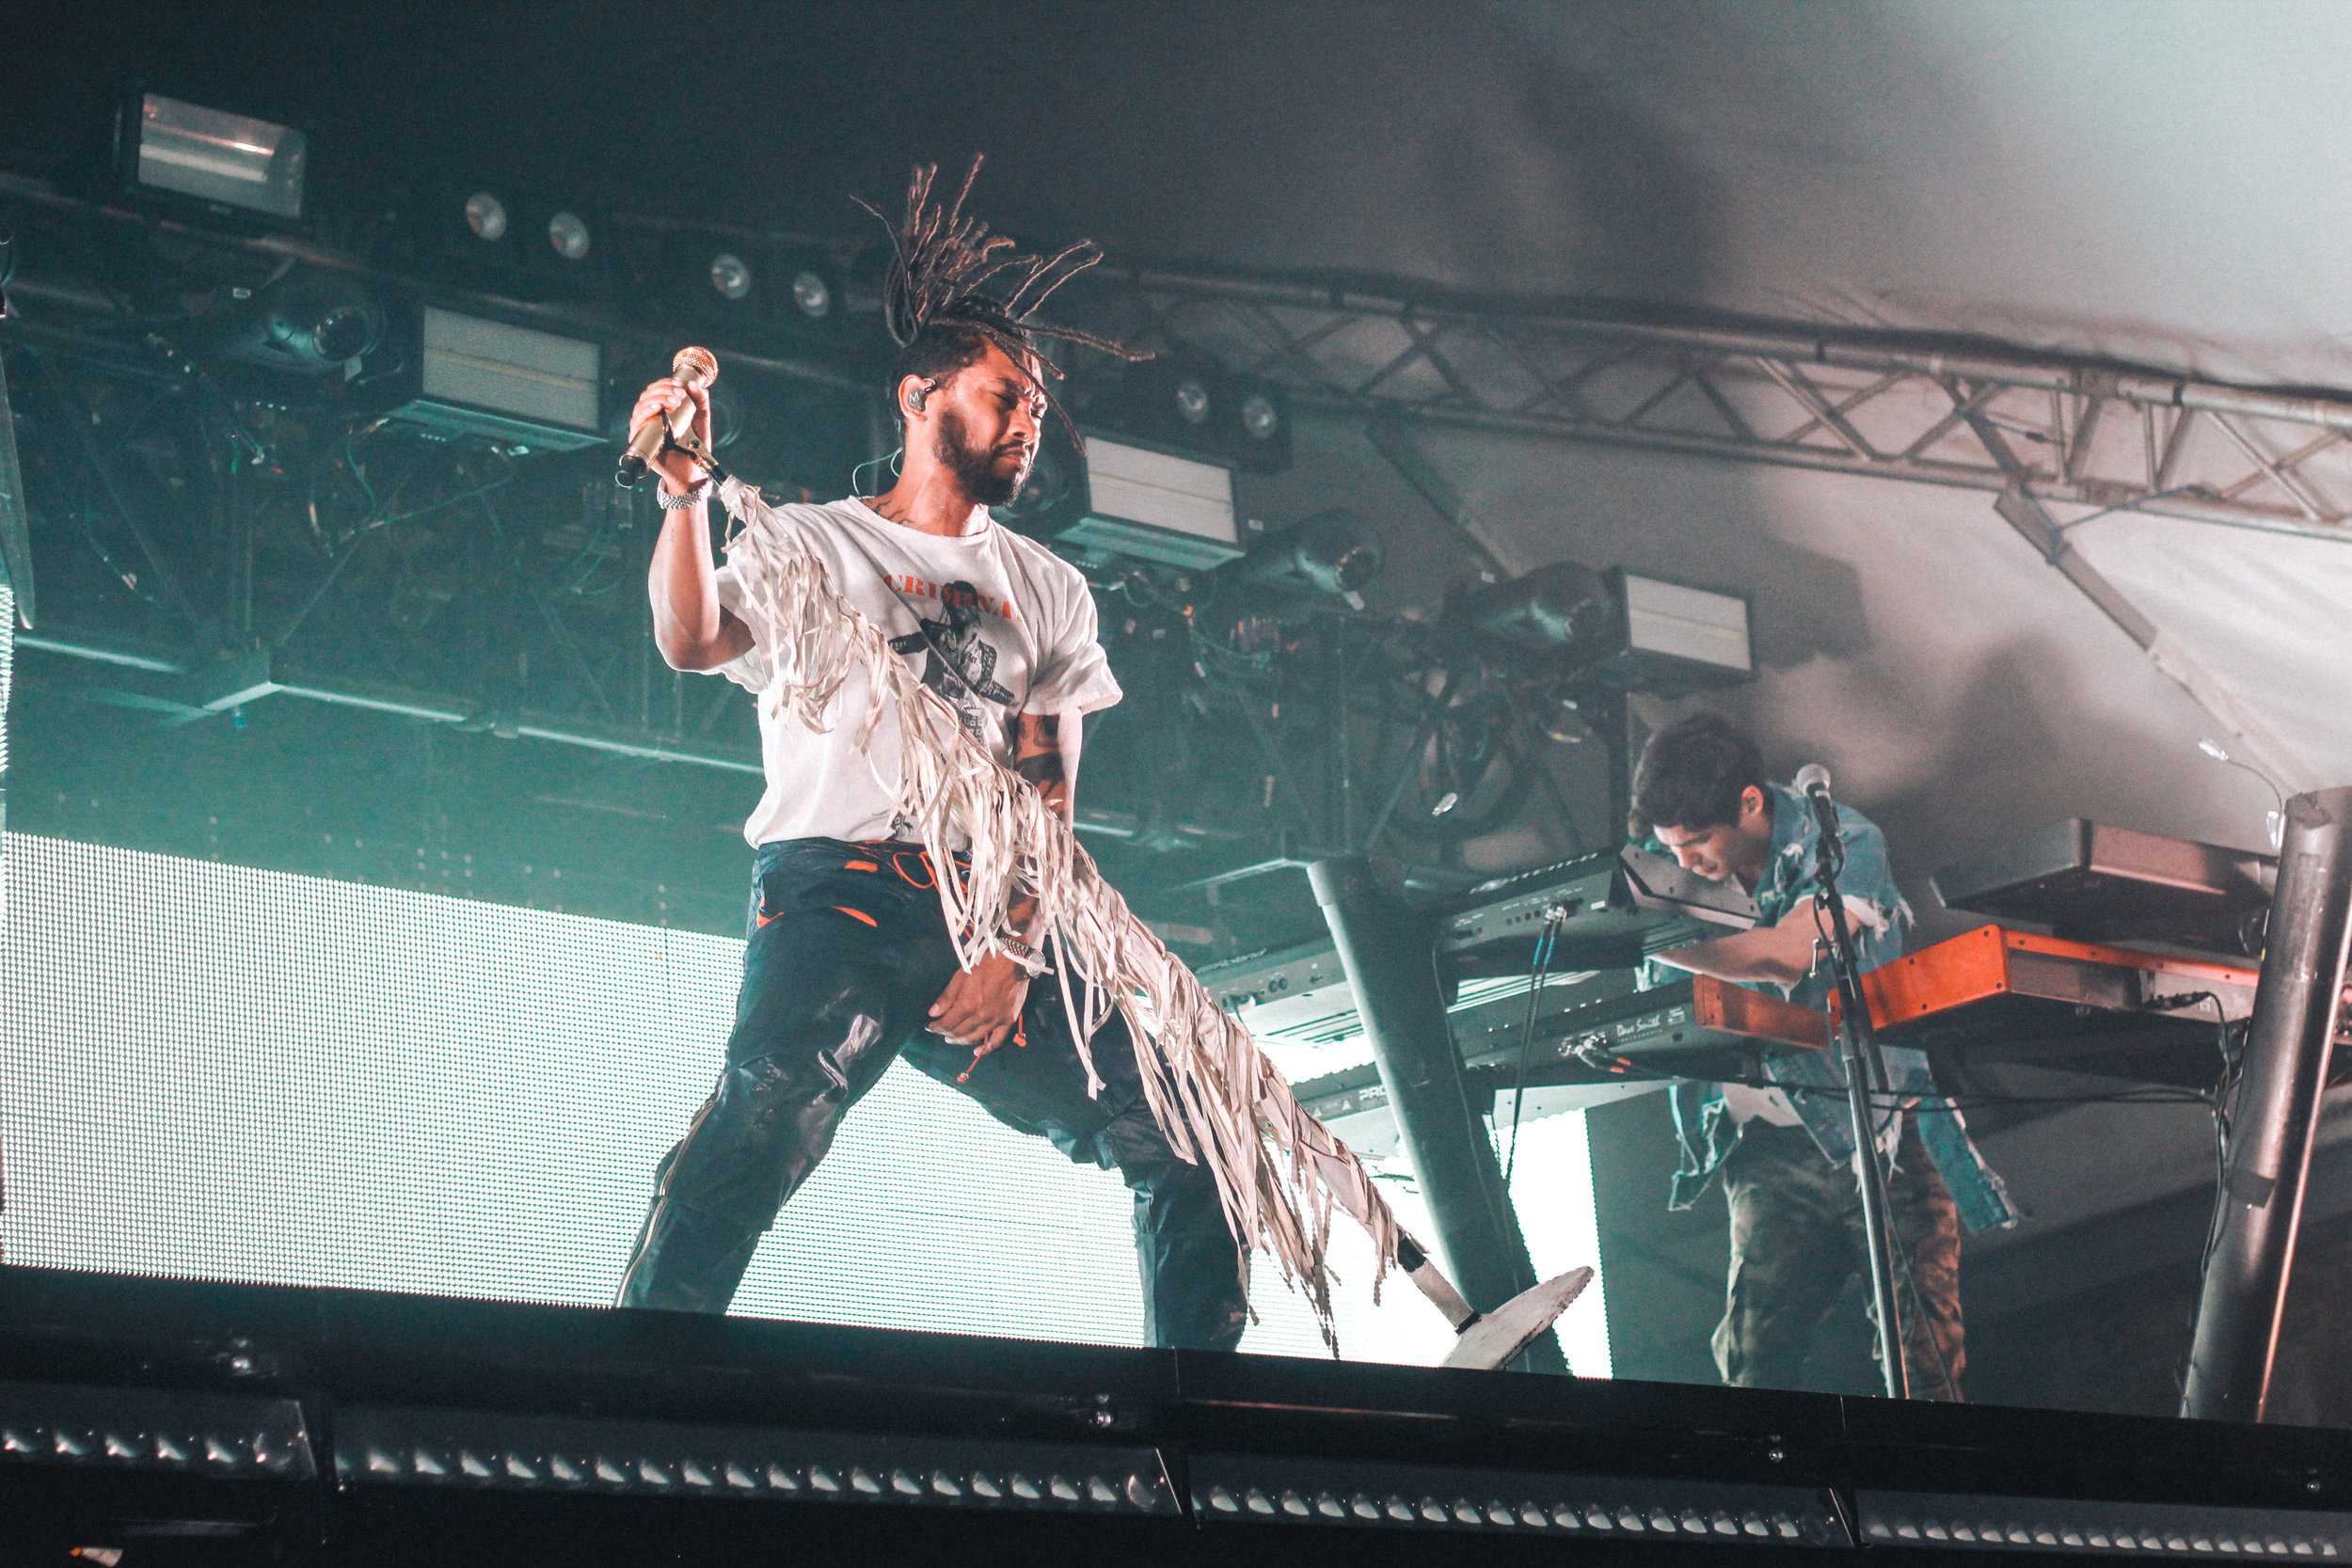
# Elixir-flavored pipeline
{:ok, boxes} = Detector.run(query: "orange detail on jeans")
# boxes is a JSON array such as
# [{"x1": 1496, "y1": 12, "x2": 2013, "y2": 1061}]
[
  {"x1": 889, "y1": 849, "x2": 937, "y2": 890},
  {"x1": 833, "y1": 906, "x2": 880, "y2": 928},
  {"x1": 843, "y1": 860, "x2": 881, "y2": 872}
]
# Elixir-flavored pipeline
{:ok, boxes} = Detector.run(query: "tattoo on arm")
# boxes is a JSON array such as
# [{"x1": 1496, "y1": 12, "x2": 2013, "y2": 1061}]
[{"x1": 1013, "y1": 714, "x2": 1070, "y2": 802}]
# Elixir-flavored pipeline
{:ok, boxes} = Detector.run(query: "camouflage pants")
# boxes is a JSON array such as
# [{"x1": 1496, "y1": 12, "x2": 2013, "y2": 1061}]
[{"x1": 1714, "y1": 1117, "x2": 1966, "y2": 1401}]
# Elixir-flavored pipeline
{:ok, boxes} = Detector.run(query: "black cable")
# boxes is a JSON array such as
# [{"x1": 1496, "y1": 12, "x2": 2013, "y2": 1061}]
[
  {"x1": 2177, "y1": 992, "x2": 2243, "y2": 1272},
  {"x1": 1502, "y1": 910, "x2": 1564, "y2": 1189}
]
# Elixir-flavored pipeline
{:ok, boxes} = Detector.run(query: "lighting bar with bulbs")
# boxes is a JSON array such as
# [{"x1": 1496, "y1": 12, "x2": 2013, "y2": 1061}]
[
  {"x1": 335, "y1": 1403, "x2": 1179, "y2": 1518},
  {"x1": 1187, "y1": 1451, "x2": 1848, "y2": 1545}
]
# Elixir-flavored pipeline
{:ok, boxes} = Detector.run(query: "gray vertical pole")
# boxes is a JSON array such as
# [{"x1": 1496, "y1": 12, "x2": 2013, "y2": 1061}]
[
  {"x1": 2182, "y1": 786, "x2": 2352, "y2": 1422},
  {"x1": 1306, "y1": 855, "x2": 1566, "y2": 1373}
]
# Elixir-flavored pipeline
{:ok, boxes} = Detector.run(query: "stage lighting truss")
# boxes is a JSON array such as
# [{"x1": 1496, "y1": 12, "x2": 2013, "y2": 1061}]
[
  {"x1": 335, "y1": 1404, "x2": 1180, "y2": 1519},
  {"x1": 1070, "y1": 266, "x2": 2352, "y2": 546},
  {"x1": 0, "y1": 1379, "x2": 314, "y2": 1480},
  {"x1": 1187, "y1": 1451, "x2": 1849, "y2": 1545},
  {"x1": 1856, "y1": 1489, "x2": 2352, "y2": 1559}
]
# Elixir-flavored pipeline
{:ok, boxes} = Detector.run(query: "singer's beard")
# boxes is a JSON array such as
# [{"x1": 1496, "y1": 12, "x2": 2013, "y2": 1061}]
[{"x1": 936, "y1": 410, "x2": 1030, "y2": 508}]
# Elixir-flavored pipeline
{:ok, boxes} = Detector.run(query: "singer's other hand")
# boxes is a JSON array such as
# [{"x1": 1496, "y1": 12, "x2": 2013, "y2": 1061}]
[{"x1": 628, "y1": 376, "x2": 714, "y2": 495}]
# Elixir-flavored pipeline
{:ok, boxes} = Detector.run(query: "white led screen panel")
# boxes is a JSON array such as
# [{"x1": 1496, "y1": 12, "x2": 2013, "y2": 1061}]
[{"x1": 0, "y1": 834, "x2": 1608, "y2": 1372}]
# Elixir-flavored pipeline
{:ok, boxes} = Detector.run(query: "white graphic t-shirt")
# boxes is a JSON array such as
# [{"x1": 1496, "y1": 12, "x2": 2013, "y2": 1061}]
[{"x1": 708, "y1": 491, "x2": 1122, "y2": 847}]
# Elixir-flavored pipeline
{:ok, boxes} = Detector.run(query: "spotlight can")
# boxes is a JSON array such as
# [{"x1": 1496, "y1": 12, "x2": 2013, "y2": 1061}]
[
  {"x1": 463, "y1": 191, "x2": 509, "y2": 243},
  {"x1": 1234, "y1": 507, "x2": 1384, "y2": 604},
  {"x1": 1238, "y1": 392, "x2": 1279, "y2": 441},
  {"x1": 790, "y1": 269, "x2": 833, "y2": 320},
  {"x1": 201, "y1": 270, "x2": 384, "y2": 375},
  {"x1": 710, "y1": 252, "x2": 754, "y2": 301},
  {"x1": 547, "y1": 211, "x2": 593, "y2": 261}
]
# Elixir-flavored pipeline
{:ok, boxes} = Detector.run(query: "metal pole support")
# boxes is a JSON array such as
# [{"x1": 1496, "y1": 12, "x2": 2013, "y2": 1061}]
[
  {"x1": 1819, "y1": 886, "x2": 1911, "y2": 1400},
  {"x1": 1306, "y1": 855, "x2": 1565, "y2": 1373},
  {"x1": 2182, "y1": 786, "x2": 2352, "y2": 1422}
]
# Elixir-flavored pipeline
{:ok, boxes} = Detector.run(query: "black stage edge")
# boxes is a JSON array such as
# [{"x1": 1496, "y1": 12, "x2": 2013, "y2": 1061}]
[
  {"x1": 6, "y1": 1268, "x2": 2352, "y2": 1564},
  {"x1": 1306, "y1": 854, "x2": 1564, "y2": 1374},
  {"x1": 2184, "y1": 785, "x2": 2352, "y2": 1421}
]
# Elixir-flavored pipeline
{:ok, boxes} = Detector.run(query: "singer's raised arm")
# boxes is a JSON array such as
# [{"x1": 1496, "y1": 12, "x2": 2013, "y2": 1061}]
[{"x1": 634, "y1": 375, "x2": 755, "y2": 672}]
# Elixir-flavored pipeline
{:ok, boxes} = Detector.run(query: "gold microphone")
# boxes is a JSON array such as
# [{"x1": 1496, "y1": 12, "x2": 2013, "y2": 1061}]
[{"x1": 616, "y1": 346, "x2": 719, "y2": 487}]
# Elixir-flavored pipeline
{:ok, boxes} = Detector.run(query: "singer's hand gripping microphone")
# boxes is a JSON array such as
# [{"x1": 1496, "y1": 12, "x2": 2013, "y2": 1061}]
[{"x1": 616, "y1": 346, "x2": 719, "y2": 487}]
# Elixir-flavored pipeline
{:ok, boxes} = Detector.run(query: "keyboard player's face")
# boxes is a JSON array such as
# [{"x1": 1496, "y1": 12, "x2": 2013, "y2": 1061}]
[{"x1": 1652, "y1": 787, "x2": 1772, "y2": 887}]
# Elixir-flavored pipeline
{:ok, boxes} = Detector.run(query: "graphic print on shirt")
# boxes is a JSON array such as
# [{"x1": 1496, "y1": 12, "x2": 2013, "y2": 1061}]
[{"x1": 887, "y1": 579, "x2": 1016, "y2": 739}]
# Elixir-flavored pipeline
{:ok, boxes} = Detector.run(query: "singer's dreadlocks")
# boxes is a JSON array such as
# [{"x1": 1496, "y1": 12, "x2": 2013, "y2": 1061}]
[{"x1": 853, "y1": 155, "x2": 1147, "y2": 439}]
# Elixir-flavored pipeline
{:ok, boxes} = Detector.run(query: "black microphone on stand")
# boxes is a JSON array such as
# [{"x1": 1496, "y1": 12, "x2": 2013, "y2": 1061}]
[{"x1": 617, "y1": 346, "x2": 720, "y2": 487}]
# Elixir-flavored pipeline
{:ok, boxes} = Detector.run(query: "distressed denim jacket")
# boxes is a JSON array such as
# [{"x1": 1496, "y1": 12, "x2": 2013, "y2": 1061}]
[{"x1": 1653, "y1": 784, "x2": 2019, "y2": 1235}]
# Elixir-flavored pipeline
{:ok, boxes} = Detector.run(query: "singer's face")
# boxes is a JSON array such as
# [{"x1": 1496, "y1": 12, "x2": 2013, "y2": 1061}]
[
  {"x1": 930, "y1": 343, "x2": 1045, "y2": 507},
  {"x1": 1652, "y1": 786, "x2": 1771, "y2": 884}
]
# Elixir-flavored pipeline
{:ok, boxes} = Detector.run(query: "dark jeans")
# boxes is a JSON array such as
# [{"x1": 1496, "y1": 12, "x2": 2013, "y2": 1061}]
[
  {"x1": 1714, "y1": 1117, "x2": 1966, "y2": 1400},
  {"x1": 616, "y1": 837, "x2": 1250, "y2": 1352}
]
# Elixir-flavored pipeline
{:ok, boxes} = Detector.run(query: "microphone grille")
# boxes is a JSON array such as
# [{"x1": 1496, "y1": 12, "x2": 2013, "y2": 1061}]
[
  {"x1": 672, "y1": 345, "x2": 719, "y2": 387},
  {"x1": 1793, "y1": 762, "x2": 1833, "y2": 795}
]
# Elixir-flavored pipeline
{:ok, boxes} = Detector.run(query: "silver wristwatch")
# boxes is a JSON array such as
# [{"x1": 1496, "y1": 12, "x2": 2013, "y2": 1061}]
[{"x1": 656, "y1": 481, "x2": 712, "y2": 510}]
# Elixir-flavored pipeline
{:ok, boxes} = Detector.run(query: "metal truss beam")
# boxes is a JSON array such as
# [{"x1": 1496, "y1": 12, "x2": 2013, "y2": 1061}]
[
  {"x1": 1074, "y1": 266, "x2": 2352, "y2": 545},
  {"x1": 17, "y1": 163, "x2": 2350, "y2": 542},
  {"x1": 14, "y1": 628, "x2": 1237, "y2": 850}
]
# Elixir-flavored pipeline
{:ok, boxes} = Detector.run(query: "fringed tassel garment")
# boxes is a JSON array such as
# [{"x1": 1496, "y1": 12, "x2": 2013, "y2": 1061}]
[{"x1": 717, "y1": 479, "x2": 1401, "y2": 1350}]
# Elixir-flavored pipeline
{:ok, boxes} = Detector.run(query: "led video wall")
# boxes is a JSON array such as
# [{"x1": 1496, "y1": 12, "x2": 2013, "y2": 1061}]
[{"x1": 0, "y1": 833, "x2": 1609, "y2": 1372}]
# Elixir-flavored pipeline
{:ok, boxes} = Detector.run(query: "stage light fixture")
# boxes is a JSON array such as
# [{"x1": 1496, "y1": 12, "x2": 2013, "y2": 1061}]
[
  {"x1": 463, "y1": 191, "x2": 508, "y2": 243},
  {"x1": 1089, "y1": 363, "x2": 1294, "y2": 474},
  {"x1": 1188, "y1": 1452, "x2": 1846, "y2": 1545},
  {"x1": 204, "y1": 270, "x2": 384, "y2": 374},
  {"x1": 1857, "y1": 1489, "x2": 2352, "y2": 1558},
  {"x1": 995, "y1": 432, "x2": 1244, "y2": 570},
  {"x1": 120, "y1": 92, "x2": 308, "y2": 221},
  {"x1": 1239, "y1": 391, "x2": 1280, "y2": 441},
  {"x1": 1235, "y1": 507, "x2": 1384, "y2": 604},
  {"x1": 663, "y1": 232, "x2": 850, "y2": 346},
  {"x1": 0, "y1": 1379, "x2": 314, "y2": 1481},
  {"x1": 709, "y1": 251, "x2": 754, "y2": 302},
  {"x1": 1467, "y1": 560, "x2": 1617, "y2": 652},
  {"x1": 334, "y1": 1403, "x2": 1180, "y2": 1519},
  {"x1": 789, "y1": 268, "x2": 833, "y2": 320},
  {"x1": 1586, "y1": 569, "x2": 1754, "y2": 693},
  {"x1": 546, "y1": 210, "x2": 593, "y2": 262},
  {"x1": 434, "y1": 181, "x2": 610, "y2": 293},
  {"x1": 362, "y1": 304, "x2": 605, "y2": 451},
  {"x1": 1173, "y1": 376, "x2": 1212, "y2": 425}
]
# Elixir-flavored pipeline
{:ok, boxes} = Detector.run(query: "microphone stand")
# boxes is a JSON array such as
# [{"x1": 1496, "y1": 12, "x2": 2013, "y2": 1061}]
[{"x1": 1809, "y1": 803, "x2": 1911, "y2": 1400}]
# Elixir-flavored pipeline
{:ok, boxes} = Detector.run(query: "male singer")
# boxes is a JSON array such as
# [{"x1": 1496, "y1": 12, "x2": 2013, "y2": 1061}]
[
  {"x1": 611, "y1": 168, "x2": 1249, "y2": 1350},
  {"x1": 1632, "y1": 712, "x2": 2014, "y2": 1397}
]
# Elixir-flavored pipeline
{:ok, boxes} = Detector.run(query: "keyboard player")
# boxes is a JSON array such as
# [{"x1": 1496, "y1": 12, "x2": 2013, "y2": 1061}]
[{"x1": 1629, "y1": 713, "x2": 2016, "y2": 1400}]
